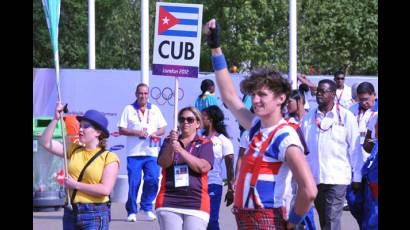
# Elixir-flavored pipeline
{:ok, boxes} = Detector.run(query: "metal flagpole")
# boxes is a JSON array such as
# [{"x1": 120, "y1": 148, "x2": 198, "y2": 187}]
[
  {"x1": 289, "y1": 0, "x2": 297, "y2": 90},
  {"x1": 89, "y1": 0, "x2": 96, "y2": 69},
  {"x1": 141, "y1": 0, "x2": 149, "y2": 85},
  {"x1": 174, "y1": 77, "x2": 179, "y2": 131},
  {"x1": 42, "y1": 0, "x2": 72, "y2": 210}
]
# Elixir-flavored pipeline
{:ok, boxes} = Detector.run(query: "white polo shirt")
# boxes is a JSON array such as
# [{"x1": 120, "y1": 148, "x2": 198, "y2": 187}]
[
  {"x1": 301, "y1": 104, "x2": 363, "y2": 185},
  {"x1": 367, "y1": 113, "x2": 378, "y2": 140},
  {"x1": 118, "y1": 103, "x2": 167, "y2": 157},
  {"x1": 335, "y1": 84, "x2": 353, "y2": 109},
  {"x1": 349, "y1": 103, "x2": 378, "y2": 162},
  {"x1": 208, "y1": 133, "x2": 234, "y2": 185}
]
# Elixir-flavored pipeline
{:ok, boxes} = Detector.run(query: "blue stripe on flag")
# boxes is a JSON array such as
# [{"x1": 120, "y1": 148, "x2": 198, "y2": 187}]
[
  {"x1": 265, "y1": 132, "x2": 289, "y2": 159},
  {"x1": 256, "y1": 180, "x2": 276, "y2": 208},
  {"x1": 160, "y1": 30, "x2": 197, "y2": 37},
  {"x1": 179, "y1": 19, "x2": 198, "y2": 25},
  {"x1": 162, "y1": 6, "x2": 199, "y2": 14}
]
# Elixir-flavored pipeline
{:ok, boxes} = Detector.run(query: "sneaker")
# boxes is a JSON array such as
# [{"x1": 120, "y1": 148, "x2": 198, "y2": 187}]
[
  {"x1": 138, "y1": 211, "x2": 157, "y2": 221},
  {"x1": 127, "y1": 213, "x2": 137, "y2": 222}
]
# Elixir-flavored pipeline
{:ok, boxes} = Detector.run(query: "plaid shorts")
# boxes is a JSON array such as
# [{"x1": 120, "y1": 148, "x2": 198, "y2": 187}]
[
  {"x1": 63, "y1": 202, "x2": 110, "y2": 230},
  {"x1": 232, "y1": 207, "x2": 287, "y2": 230}
]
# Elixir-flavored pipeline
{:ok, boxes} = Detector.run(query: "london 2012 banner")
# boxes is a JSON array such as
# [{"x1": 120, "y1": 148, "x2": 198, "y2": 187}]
[{"x1": 152, "y1": 2, "x2": 203, "y2": 78}]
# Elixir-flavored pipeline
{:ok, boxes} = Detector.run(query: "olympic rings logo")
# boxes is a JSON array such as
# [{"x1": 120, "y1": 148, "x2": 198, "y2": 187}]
[{"x1": 150, "y1": 86, "x2": 184, "y2": 106}]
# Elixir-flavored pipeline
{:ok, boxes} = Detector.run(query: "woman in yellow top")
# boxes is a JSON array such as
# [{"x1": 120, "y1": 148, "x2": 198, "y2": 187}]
[{"x1": 40, "y1": 102, "x2": 120, "y2": 230}]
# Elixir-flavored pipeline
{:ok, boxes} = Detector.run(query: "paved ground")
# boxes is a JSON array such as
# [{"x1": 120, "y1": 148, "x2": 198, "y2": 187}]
[{"x1": 33, "y1": 187, "x2": 359, "y2": 230}]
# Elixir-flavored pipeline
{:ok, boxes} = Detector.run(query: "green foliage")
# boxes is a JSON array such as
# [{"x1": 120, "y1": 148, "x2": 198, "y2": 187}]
[{"x1": 33, "y1": 0, "x2": 377, "y2": 75}]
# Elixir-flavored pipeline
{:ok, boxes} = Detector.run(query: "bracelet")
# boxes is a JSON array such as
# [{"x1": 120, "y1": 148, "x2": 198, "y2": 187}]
[
  {"x1": 211, "y1": 54, "x2": 227, "y2": 71},
  {"x1": 288, "y1": 209, "x2": 305, "y2": 225}
]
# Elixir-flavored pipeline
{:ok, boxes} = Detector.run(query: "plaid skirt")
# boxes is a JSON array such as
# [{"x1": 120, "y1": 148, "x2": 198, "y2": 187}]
[{"x1": 232, "y1": 207, "x2": 287, "y2": 230}]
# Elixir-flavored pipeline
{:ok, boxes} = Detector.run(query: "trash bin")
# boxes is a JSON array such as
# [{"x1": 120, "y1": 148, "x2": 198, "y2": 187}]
[{"x1": 33, "y1": 116, "x2": 66, "y2": 212}]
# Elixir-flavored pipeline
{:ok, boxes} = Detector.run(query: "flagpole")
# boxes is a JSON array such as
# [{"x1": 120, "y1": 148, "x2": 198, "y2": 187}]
[
  {"x1": 55, "y1": 52, "x2": 71, "y2": 210},
  {"x1": 88, "y1": 0, "x2": 96, "y2": 69},
  {"x1": 174, "y1": 77, "x2": 179, "y2": 131},
  {"x1": 141, "y1": 0, "x2": 149, "y2": 85},
  {"x1": 42, "y1": 0, "x2": 72, "y2": 210},
  {"x1": 289, "y1": 0, "x2": 297, "y2": 90}
]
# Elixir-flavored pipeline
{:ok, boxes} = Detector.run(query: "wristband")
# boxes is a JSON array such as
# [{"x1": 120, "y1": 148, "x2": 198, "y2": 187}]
[
  {"x1": 288, "y1": 210, "x2": 305, "y2": 225},
  {"x1": 212, "y1": 54, "x2": 227, "y2": 71}
]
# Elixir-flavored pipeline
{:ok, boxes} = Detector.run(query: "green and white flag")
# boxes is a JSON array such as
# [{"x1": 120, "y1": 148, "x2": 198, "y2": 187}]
[
  {"x1": 41, "y1": 0, "x2": 71, "y2": 209},
  {"x1": 42, "y1": 0, "x2": 61, "y2": 67}
]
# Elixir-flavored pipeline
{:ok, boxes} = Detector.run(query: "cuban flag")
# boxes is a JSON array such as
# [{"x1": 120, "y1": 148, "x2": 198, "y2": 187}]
[{"x1": 158, "y1": 5, "x2": 199, "y2": 38}]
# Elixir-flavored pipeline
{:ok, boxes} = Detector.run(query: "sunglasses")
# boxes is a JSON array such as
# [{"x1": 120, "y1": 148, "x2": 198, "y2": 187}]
[
  {"x1": 335, "y1": 77, "x2": 345, "y2": 80},
  {"x1": 178, "y1": 116, "x2": 196, "y2": 124},
  {"x1": 316, "y1": 89, "x2": 334, "y2": 95},
  {"x1": 80, "y1": 123, "x2": 94, "y2": 129}
]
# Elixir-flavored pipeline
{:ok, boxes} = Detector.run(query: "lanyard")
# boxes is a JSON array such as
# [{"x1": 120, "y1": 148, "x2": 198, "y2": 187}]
[
  {"x1": 174, "y1": 139, "x2": 198, "y2": 164},
  {"x1": 336, "y1": 88, "x2": 344, "y2": 104},
  {"x1": 315, "y1": 107, "x2": 342, "y2": 131},
  {"x1": 132, "y1": 102, "x2": 150, "y2": 124},
  {"x1": 286, "y1": 117, "x2": 303, "y2": 128},
  {"x1": 357, "y1": 109, "x2": 375, "y2": 127},
  {"x1": 294, "y1": 114, "x2": 304, "y2": 127}
]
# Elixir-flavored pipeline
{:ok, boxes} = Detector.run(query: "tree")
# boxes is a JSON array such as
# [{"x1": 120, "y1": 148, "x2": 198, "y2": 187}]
[{"x1": 33, "y1": 0, "x2": 378, "y2": 75}]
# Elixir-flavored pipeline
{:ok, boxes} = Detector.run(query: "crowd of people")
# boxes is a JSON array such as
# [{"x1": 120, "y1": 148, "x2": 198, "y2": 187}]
[{"x1": 38, "y1": 18, "x2": 378, "y2": 230}]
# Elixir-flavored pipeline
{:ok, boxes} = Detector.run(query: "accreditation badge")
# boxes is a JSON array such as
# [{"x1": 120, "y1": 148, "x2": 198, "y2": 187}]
[{"x1": 174, "y1": 164, "x2": 189, "y2": 187}]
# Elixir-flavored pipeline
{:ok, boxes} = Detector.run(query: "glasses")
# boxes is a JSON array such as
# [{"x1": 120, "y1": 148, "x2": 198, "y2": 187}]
[
  {"x1": 335, "y1": 77, "x2": 345, "y2": 80},
  {"x1": 316, "y1": 89, "x2": 334, "y2": 95},
  {"x1": 178, "y1": 116, "x2": 196, "y2": 124},
  {"x1": 80, "y1": 123, "x2": 93, "y2": 129}
]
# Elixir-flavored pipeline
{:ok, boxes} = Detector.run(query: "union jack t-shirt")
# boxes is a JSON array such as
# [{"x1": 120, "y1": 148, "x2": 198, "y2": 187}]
[{"x1": 234, "y1": 118, "x2": 304, "y2": 209}]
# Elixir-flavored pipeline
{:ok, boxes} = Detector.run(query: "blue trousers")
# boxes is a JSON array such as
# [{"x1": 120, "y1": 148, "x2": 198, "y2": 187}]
[
  {"x1": 125, "y1": 156, "x2": 160, "y2": 215},
  {"x1": 63, "y1": 203, "x2": 110, "y2": 230},
  {"x1": 207, "y1": 184, "x2": 223, "y2": 230}
]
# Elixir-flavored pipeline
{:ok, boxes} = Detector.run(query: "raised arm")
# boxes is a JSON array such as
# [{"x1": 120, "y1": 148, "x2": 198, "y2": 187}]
[
  {"x1": 39, "y1": 102, "x2": 65, "y2": 157},
  {"x1": 297, "y1": 74, "x2": 317, "y2": 93},
  {"x1": 205, "y1": 19, "x2": 255, "y2": 130}
]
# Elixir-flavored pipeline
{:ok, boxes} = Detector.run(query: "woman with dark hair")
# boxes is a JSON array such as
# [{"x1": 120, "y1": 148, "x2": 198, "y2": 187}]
[
  {"x1": 205, "y1": 18, "x2": 317, "y2": 229},
  {"x1": 201, "y1": 105, "x2": 235, "y2": 230},
  {"x1": 285, "y1": 90, "x2": 317, "y2": 229},
  {"x1": 286, "y1": 90, "x2": 307, "y2": 127},
  {"x1": 39, "y1": 102, "x2": 120, "y2": 230},
  {"x1": 155, "y1": 107, "x2": 214, "y2": 230},
  {"x1": 195, "y1": 79, "x2": 220, "y2": 111}
]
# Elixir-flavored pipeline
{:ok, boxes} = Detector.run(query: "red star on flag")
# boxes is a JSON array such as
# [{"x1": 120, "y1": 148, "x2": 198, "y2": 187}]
[{"x1": 158, "y1": 7, "x2": 180, "y2": 34}]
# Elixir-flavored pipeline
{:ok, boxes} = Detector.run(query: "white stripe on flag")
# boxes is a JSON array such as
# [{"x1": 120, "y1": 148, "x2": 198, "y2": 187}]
[
  {"x1": 170, "y1": 24, "x2": 198, "y2": 32},
  {"x1": 257, "y1": 174, "x2": 276, "y2": 182},
  {"x1": 172, "y1": 13, "x2": 198, "y2": 20}
]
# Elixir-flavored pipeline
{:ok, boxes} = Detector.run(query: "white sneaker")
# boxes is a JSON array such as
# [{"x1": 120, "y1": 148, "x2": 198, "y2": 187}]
[
  {"x1": 138, "y1": 211, "x2": 157, "y2": 221},
  {"x1": 127, "y1": 213, "x2": 137, "y2": 222}
]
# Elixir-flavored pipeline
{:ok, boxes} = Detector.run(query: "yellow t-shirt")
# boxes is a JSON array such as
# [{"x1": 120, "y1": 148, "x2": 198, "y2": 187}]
[{"x1": 67, "y1": 143, "x2": 120, "y2": 203}]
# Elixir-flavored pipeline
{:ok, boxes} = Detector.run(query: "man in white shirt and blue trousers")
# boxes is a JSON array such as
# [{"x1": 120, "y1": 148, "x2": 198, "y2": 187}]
[
  {"x1": 118, "y1": 83, "x2": 167, "y2": 222},
  {"x1": 301, "y1": 79, "x2": 364, "y2": 230}
]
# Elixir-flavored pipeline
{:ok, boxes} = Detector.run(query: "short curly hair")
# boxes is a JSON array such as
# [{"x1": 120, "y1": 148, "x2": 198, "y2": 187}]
[{"x1": 240, "y1": 68, "x2": 291, "y2": 109}]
